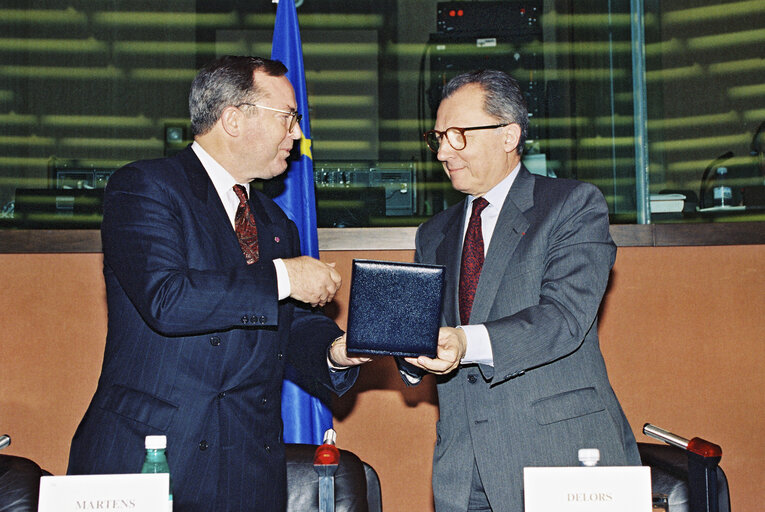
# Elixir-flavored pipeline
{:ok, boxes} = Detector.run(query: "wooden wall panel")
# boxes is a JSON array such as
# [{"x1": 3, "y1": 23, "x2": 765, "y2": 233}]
[{"x1": 1, "y1": 246, "x2": 763, "y2": 511}]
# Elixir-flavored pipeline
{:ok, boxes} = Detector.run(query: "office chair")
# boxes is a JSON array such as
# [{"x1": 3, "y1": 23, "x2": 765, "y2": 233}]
[
  {"x1": 640, "y1": 424, "x2": 730, "y2": 512},
  {"x1": 0, "y1": 434, "x2": 49, "y2": 512},
  {"x1": 285, "y1": 443, "x2": 382, "y2": 512},
  {"x1": 0, "y1": 434, "x2": 383, "y2": 512}
]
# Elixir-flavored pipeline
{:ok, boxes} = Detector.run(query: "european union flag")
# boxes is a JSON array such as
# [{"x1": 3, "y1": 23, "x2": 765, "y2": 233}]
[{"x1": 271, "y1": 0, "x2": 331, "y2": 446}]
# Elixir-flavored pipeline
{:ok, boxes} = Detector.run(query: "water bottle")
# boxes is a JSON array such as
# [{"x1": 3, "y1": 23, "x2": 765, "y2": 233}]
[
  {"x1": 141, "y1": 435, "x2": 173, "y2": 511},
  {"x1": 712, "y1": 167, "x2": 732, "y2": 207}
]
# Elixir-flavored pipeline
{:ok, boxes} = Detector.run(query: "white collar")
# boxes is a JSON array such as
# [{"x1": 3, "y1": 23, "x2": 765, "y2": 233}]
[{"x1": 468, "y1": 162, "x2": 521, "y2": 210}]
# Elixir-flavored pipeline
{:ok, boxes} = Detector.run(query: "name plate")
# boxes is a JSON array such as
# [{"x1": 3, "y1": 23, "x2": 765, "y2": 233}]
[
  {"x1": 523, "y1": 466, "x2": 651, "y2": 512},
  {"x1": 38, "y1": 473, "x2": 169, "y2": 512}
]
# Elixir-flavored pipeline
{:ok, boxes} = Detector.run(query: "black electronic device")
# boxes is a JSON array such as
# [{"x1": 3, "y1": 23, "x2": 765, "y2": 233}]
[
  {"x1": 314, "y1": 161, "x2": 416, "y2": 218},
  {"x1": 436, "y1": 1, "x2": 541, "y2": 36},
  {"x1": 427, "y1": 35, "x2": 545, "y2": 143},
  {"x1": 427, "y1": 2, "x2": 546, "y2": 142},
  {"x1": 49, "y1": 158, "x2": 116, "y2": 191},
  {"x1": 314, "y1": 186, "x2": 386, "y2": 228}
]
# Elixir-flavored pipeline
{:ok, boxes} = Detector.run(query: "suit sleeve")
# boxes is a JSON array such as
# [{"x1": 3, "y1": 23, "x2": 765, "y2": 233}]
[
  {"x1": 101, "y1": 165, "x2": 279, "y2": 336},
  {"x1": 484, "y1": 183, "x2": 616, "y2": 385},
  {"x1": 287, "y1": 303, "x2": 359, "y2": 397}
]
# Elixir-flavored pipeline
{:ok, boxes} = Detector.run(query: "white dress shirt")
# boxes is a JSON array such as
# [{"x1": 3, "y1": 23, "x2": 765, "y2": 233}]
[
  {"x1": 191, "y1": 141, "x2": 290, "y2": 299},
  {"x1": 459, "y1": 163, "x2": 521, "y2": 367}
]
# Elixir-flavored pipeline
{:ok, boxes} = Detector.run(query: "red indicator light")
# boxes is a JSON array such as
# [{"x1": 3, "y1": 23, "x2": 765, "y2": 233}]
[
  {"x1": 313, "y1": 443, "x2": 340, "y2": 465},
  {"x1": 449, "y1": 9, "x2": 456, "y2": 16},
  {"x1": 458, "y1": 9, "x2": 464, "y2": 16},
  {"x1": 520, "y1": 8, "x2": 526, "y2": 15}
]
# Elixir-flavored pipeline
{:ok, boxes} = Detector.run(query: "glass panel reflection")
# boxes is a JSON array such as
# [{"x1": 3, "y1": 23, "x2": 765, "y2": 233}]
[{"x1": 1, "y1": 0, "x2": 763, "y2": 230}]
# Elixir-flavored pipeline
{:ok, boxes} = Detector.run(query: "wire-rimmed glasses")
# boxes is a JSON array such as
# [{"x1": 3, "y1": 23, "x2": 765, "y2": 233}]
[
  {"x1": 236, "y1": 103, "x2": 302, "y2": 132},
  {"x1": 423, "y1": 123, "x2": 509, "y2": 153}
]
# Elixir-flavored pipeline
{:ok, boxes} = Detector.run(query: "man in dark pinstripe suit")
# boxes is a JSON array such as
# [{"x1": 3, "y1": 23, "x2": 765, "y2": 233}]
[{"x1": 67, "y1": 56, "x2": 367, "y2": 511}]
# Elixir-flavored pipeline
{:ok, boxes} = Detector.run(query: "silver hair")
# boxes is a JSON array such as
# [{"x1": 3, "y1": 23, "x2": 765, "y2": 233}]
[
  {"x1": 189, "y1": 55, "x2": 288, "y2": 136},
  {"x1": 441, "y1": 69, "x2": 529, "y2": 154}
]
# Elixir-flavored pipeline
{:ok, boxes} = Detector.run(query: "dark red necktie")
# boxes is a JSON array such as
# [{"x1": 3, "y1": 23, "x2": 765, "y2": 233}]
[
  {"x1": 459, "y1": 197, "x2": 489, "y2": 324},
  {"x1": 233, "y1": 185, "x2": 259, "y2": 265}
]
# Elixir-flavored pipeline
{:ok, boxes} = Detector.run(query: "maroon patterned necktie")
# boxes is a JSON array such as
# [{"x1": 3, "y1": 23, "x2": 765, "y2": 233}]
[
  {"x1": 459, "y1": 197, "x2": 489, "y2": 324},
  {"x1": 233, "y1": 185, "x2": 259, "y2": 265}
]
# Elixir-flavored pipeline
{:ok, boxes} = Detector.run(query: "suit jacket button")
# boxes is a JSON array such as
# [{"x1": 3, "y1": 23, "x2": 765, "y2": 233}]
[
  {"x1": 210, "y1": 336, "x2": 221, "y2": 346},
  {"x1": 467, "y1": 374, "x2": 477, "y2": 384},
  {"x1": 259, "y1": 315, "x2": 267, "y2": 324},
  {"x1": 277, "y1": 352, "x2": 283, "y2": 360},
  {"x1": 264, "y1": 444, "x2": 271, "y2": 453},
  {"x1": 261, "y1": 397, "x2": 268, "y2": 405},
  {"x1": 218, "y1": 391, "x2": 226, "y2": 399},
  {"x1": 250, "y1": 315, "x2": 258, "y2": 324},
  {"x1": 241, "y1": 315, "x2": 249, "y2": 324},
  {"x1": 199, "y1": 440, "x2": 209, "y2": 451}
]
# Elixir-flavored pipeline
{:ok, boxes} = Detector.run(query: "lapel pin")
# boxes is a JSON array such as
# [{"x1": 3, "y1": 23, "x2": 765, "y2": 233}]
[{"x1": 274, "y1": 236, "x2": 280, "y2": 243}]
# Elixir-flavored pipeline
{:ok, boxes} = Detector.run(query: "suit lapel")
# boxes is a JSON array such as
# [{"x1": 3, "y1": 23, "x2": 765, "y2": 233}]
[
  {"x1": 249, "y1": 190, "x2": 297, "y2": 261},
  {"x1": 175, "y1": 147, "x2": 252, "y2": 266},
  {"x1": 469, "y1": 167, "x2": 534, "y2": 324},
  {"x1": 178, "y1": 144, "x2": 295, "y2": 264},
  {"x1": 435, "y1": 202, "x2": 468, "y2": 326}
]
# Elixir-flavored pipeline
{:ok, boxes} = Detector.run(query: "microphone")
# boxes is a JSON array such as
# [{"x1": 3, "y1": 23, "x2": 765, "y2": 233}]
[
  {"x1": 643, "y1": 423, "x2": 688, "y2": 450},
  {"x1": 699, "y1": 151, "x2": 733, "y2": 209},
  {"x1": 750, "y1": 120, "x2": 765, "y2": 156},
  {"x1": 314, "y1": 429, "x2": 339, "y2": 512},
  {"x1": 643, "y1": 423, "x2": 722, "y2": 457}
]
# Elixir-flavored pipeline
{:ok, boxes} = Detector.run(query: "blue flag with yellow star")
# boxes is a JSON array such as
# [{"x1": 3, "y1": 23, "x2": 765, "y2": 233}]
[{"x1": 271, "y1": 0, "x2": 331, "y2": 446}]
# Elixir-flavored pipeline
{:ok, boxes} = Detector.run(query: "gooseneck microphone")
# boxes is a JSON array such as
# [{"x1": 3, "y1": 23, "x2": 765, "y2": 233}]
[{"x1": 750, "y1": 120, "x2": 765, "y2": 156}]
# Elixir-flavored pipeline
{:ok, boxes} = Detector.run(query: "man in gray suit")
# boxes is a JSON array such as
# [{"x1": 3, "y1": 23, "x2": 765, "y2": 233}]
[{"x1": 400, "y1": 70, "x2": 641, "y2": 511}]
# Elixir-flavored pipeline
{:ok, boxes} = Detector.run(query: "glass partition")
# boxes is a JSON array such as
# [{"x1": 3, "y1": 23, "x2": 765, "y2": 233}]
[{"x1": 1, "y1": 0, "x2": 763, "y2": 231}]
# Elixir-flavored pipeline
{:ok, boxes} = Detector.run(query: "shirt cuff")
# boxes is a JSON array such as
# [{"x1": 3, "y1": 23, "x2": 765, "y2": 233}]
[
  {"x1": 273, "y1": 258, "x2": 290, "y2": 300},
  {"x1": 459, "y1": 324, "x2": 494, "y2": 367},
  {"x1": 327, "y1": 336, "x2": 349, "y2": 371},
  {"x1": 402, "y1": 371, "x2": 421, "y2": 384}
]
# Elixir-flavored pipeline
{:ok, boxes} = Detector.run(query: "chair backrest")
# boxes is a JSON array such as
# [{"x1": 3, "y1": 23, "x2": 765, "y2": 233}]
[
  {"x1": 285, "y1": 443, "x2": 382, "y2": 512},
  {"x1": 0, "y1": 454, "x2": 48, "y2": 512},
  {"x1": 638, "y1": 442, "x2": 730, "y2": 512},
  {"x1": 362, "y1": 461, "x2": 382, "y2": 512}
]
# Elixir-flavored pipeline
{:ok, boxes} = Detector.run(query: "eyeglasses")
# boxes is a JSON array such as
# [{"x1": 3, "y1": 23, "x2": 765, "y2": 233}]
[
  {"x1": 423, "y1": 123, "x2": 509, "y2": 153},
  {"x1": 236, "y1": 103, "x2": 302, "y2": 133}
]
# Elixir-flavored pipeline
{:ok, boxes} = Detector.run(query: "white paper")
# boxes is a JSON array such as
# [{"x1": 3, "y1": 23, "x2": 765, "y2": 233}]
[
  {"x1": 524, "y1": 466, "x2": 652, "y2": 512},
  {"x1": 38, "y1": 473, "x2": 170, "y2": 512}
]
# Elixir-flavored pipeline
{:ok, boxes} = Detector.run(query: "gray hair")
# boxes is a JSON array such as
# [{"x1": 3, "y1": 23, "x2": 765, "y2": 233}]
[
  {"x1": 442, "y1": 69, "x2": 529, "y2": 154},
  {"x1": 189, "y1": 55, "x2": 288, "y2": 136}
]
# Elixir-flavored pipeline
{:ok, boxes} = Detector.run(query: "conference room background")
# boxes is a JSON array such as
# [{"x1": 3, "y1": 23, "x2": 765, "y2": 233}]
[{"x1": 1, "y1": 0, "x2": 763, "y2": 231}]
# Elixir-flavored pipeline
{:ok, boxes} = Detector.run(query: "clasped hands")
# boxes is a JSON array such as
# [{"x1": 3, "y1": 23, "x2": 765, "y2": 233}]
[{"x1": 404, "y1": 327, "x2": 466, "y2": 375}]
